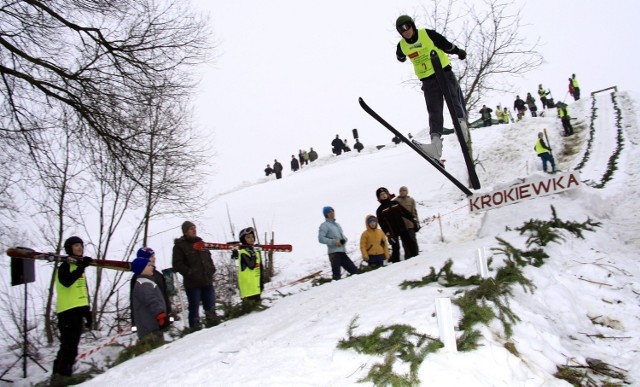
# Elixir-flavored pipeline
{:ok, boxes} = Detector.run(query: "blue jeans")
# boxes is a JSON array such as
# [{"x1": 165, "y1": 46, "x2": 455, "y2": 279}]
[
  {"x1": 185, "y1": 285, "x2": 216, "y2": 328},
  {"x1": 539, "y1": 153, "x2": 556, "y2": 172}
]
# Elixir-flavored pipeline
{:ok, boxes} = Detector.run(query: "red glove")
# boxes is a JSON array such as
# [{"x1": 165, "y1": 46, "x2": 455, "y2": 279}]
[{"x1": 156, "y1": 312, "x2": 167, "y2": 328}]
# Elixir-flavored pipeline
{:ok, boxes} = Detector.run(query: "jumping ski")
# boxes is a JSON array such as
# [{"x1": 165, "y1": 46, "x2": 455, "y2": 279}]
[
  {"x1": 358, "y1": 97, "x2": 473, "y2": 196},
  {"x1": 6, "y1": 247, "x2": 131, "y2": 271},
  {"x1": 193, "y1": 241, "x2": 293, "y2": 252},
  {"x1": 430, "y1": 50, "x2": 481, "y2": 189}
]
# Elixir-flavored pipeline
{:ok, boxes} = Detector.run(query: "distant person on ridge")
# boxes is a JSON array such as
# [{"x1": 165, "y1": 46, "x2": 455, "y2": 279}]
[
  {"x1": 343, "y1": 139, "x2": 351, "y2": 152},
  {"x1": 538, "y1": 84, "x2": 550, "y2": 109},
  {"x1": 264, "y1": 164, "x2": 274, "y2": 177},
  {"x1": 570, "y1": 74, "x2": 580, "y2": 101},
  {"x1": 534, "y1": 132, "x2": 556, "y2": 173},
  {"x1": 555, "y1": 101, "x2": 574, "y2": 136},
  {"x1": 526, "y1": 93, "x2": 538, "y2": 117},
  {"x1": 394, "y1": 14, "x2": 468, "y2": 162},
  {"x1": 308, "y1": 147, "x2": 318, "y2": 162},
  {"x1": 331, "y1": 135, "x2": 344, "y2": 156},
  {"x1": 291, "y1": 155, "x2": 300, "y2": 172},
  {"x1": 496, "y1": 105, "x2": 506, "y2": 124},
  {"x1": 513, "y1": 95, "x2": 527, "y2": 121},
  {"x1": 273, "y1": 159, "x2": 283, "y2": 179},
  {"x1": 354, "y1": 139, "x2": 364, "y2": 153},
  {"x1": 479, "y1": 105, "x2": 493, "y2": 127}
]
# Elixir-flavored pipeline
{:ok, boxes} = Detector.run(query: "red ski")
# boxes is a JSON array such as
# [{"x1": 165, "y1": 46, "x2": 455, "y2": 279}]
[
  {"x1": 193, "y1": 241, "x2": 292, "y2": 252},
  {"x1": 6, "y1": 247, "x2": 131, "y2": 271}
]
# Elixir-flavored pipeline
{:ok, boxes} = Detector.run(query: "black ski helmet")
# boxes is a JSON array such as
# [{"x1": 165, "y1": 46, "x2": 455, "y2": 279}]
[
  {"x1": 239, "y1": 227, "x2": 255, "y2": 244},
  {"x1": 395, "y1": 15, "x2": 416, "y2": 34},
  {"x1": 64, "y1": 236, "x2": 84, "y2": 255}
]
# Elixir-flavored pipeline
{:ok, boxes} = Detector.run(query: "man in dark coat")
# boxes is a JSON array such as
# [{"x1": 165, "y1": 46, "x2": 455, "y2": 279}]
[
  {"x1": 375, "y1": 187, "x2": 419, "y2": 263},
  {"x1": 354, "y1": 139, "x2": 364, "y2": 153},
  {"x1": 172, "y1": 221, "x2": 217, "y2": 329},
  {"x1": 479, "y1": 105, "x2": 493, "y2": 126},
  {"x1": 264, "y1": 164, "x2": 274, "y2": 176},
  {"x1": 513, "y1": 96, "x2": 527, "y2": 121},
  {"x1": 308, "y1": 147, "x2": 318, "y2": 162},
  {"x1": 291, "y1": 155, "x2": 300, "y2": 171},
  {"x1": 273, "y1": 159, "x2": 283, "y2": 179},
  {"x1": 331, "y1": 135, "x2": 344, "y2": 156}
]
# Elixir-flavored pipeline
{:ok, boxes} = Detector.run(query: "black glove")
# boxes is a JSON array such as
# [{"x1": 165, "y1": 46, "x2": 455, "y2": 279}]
[
  {"x1": 83, "y1": 309, "x2": 93, "y2": 329},
  {"x1": 231, "y1": 250, "x2": 238, "y2": 260},
  {"x1": 339, "y1": 239, "x2": 346, "y2": 245},
  {"x1": 413, "y1": 220, "x2": 421, "y2": 232},
  {"x1": 79, "y1": 256, "x2": 93, "y2": 268},
  {"x1": 457, "y1": 48, "x2": 467, "y2": 60}
]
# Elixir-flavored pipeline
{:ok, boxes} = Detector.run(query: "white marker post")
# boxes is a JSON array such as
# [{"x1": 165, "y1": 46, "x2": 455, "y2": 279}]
[
  {"x1": 435, "y1": 297, "x2": 457, "y2": 352},
  {"x1": 476, "y1": 247, "x2": 490, "y2": 279}
]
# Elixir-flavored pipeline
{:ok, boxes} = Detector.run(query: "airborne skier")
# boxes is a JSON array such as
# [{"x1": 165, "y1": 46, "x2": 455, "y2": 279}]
[{"x1": 394, "y1": 15, "x2": 468, "y2": 162}]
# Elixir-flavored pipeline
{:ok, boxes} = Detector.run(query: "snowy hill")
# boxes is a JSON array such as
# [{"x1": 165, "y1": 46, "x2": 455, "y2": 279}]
[{"x1": 14, "y1": 92, "x2": 640, "y2": 385}]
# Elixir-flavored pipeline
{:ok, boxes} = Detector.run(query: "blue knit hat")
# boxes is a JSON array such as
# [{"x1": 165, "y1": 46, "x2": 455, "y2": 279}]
[
  {"x1": 322, "y1": 206, "x2": 334, "y2": 217},
  {"x1": 131, "y1": 257, "x2": 150, "y2": 276},
  {"x1": 136, "y1": 247, "x2": 155, "y2": 260}
]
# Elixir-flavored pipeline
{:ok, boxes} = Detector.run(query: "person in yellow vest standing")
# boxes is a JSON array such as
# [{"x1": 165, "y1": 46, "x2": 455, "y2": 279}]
[
  {"x1": 534, "y1": 132, "x2": 556, "y2": 173},
  {"x1": 395, "y1": 15, "x2": 468, "y2": 163},
  {"x1": 235, "y1": 227, "x2": 263, "y2": 305},
  {"x1": 51, "y1": 236, "x2": 92, "y2": 386},
  {"x1": 570, "y1": 74, "x2": 580, "y2": 101}
]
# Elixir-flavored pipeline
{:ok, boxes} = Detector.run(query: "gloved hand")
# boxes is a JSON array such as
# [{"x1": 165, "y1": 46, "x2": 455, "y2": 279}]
[
  {"x1": 79, "y1": 256, "x2": 93, "y2": 268},
  {"x1": 339, "y1": 239, "x2": 346, "y2": 245},
  {"x1": 231, "y1": 249, "x2": 238, "y2": 260},
  {"x1": 156, "y1": 312, "x2": 168, "y2": 328},
  {"x1": 397, "y1": 54, "x2": 407, "y2": 62},
  {"x1": 83, "y1": 309, "x2": 92, "y2": 329},
  {"x1": 413, "y1": 219, "x2": 421, "y2": 232},
  {"x1": 457, "y1": 48, "x2": 467, "y2": 60}
]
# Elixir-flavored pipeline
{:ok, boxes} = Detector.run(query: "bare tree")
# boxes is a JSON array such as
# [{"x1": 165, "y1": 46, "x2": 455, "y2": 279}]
[
  {"x1": 414, "y1": 0, "x2": 543, "y2": 113},
  {"x1": 0, "y1": 0, "x2": 211, "y2": 184}
]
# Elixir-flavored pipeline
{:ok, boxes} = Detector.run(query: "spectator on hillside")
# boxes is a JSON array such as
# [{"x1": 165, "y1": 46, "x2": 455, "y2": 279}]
[
  {"x1": 392, "y1": 136, "x2": 401, "y2": 144},
  {"x1": 298, "y1": 150, "x2": 305, "y2": 168},
  {"x1": 394, "y1": 186, "x2": 420, "y2": 254},
  {"x1": 354, "y1": 139, "x2": 364, "y2": 153},
  {"x1": 570, "y1": 74, "x2": 580, "y2": 101},
  {"x1": 496, "y1": 105, "x2": 506, "y2": 124},
  {"x1": 556, "y1": 101, "x2": 574, "y2": 136},
  {"x1": 513, "y1": 95, "x2": 527, "y2": 121},
  {"x1": 131, "y1": 253, "x2": 168, "y2": 350},
  {"x1": 273, "y1": 159, "x2": 283, "y2": 179},
  {"x1": 264, "y1": 164, "x2": 274, "y2": 177},
  {"x1": 308, "y1": 147, "x2": 318, "y2": 162},
  {"x1": 343, "y1": 139, "x2": 351, "y2": 152},
  {"x1": 331, "y1": 135, "x2": 344, "y2": 156},
  {"x1": 479, "y1": 105, "x2": 493, "y2": 126},
  {"x1": 235, "y1": 227, "x2": 264, "y2": 304},
  {"x1": 130, "y1": 247, "x2": 172, "y2": 336},
  {"x1": 302, "y1": 149, "x2": 309, "y2": 165},
  {"x1": 534, "y1": 132, "x2": 556, "y2": 173},
  {"x1": 318, "y1": 206, "x2": 359, "y2": 280},
  {"x1": 359, "y1": 215, "x2": 390, "y2": 269},
  {"x1": 291, "y1": 155, "x2": 300, "y2": 172},
  {"x1": 172, "y1": 221, "x2": 217, "y2": 330},
  {"x1": 526, "y1": 93, "x2": 538, "y2": 117},
  {"x1": 375, "y1": 187, "x2": 419, "y2": 262},
  {"x1": 504, "y1": 107, "x2": 514, "y2": 123},
  {"x1": 538, "y1": 84, "x2": 550, "y2": 109}
]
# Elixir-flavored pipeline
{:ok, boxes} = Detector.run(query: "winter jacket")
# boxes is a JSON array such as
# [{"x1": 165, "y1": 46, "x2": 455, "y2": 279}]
[
  {"x1": 360, "y1": 215, "x2": 390, "y2": 260},
  {"x1": 132, "y1": 275, "x2": 166, "y2": 339},
  {"x1": 395, "y1": 195, "x2": 419, "y2": 230},
  {"x1": 526, "y1": 95, "x2": 538, "y2": 111},
  {"x1": 291, "y1": 157, "x2": 299, "y2": 171},
  {"x1": 308, "y1": 150, "x2": 318, "y2": 161},
  {"x1": 534, "y1": 138, "x2": 551, "y2": 155},
  {"x1": 514, "y1": 98, "x2": 527, "y2": 111},
  {"x1": 479, "y1": 107, "x2": 493, "y2": 120},
  {"x1": 130, "y1": 269, "x2": 172, "y2": 327},
  {"x1": 376, "y1": 199, "x2": 415, "y2": 238},
  {"x1": 318, "y1": 218, "x2": 348, "y2": 254},
  {"x1": 273, "y1": 162, "x2": 283, "y2": 173},
  {"x1": 172, "y1": 236, "x2": 216, "y2": 289},
  {"x1": 396, "y1": 28, "x2": 462, "y2": 80}
]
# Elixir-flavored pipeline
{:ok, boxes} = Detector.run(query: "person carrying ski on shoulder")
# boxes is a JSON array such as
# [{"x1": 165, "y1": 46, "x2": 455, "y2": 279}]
[
  {"x1": 235, "y1": 227, "x2": 264, "y2": 304},
  {"x1": 534, "y1": 132, "x2": 556, "y2": 173},
  {"x1": 394, "y1": 15, "x2": 468, "y2": 162}
]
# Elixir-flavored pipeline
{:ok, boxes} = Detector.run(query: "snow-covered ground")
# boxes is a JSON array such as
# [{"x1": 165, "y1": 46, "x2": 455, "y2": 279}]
[{"x1": 7, "y1": 91, "x2": 640, "y2": 386}]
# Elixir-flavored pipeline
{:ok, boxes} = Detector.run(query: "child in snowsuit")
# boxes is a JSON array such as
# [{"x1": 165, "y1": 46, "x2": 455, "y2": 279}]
[
  {"x1": 131, "y1": 255, "x2": 168, "y2": 350},
  {"x1": 360, "y1": 215, "x2": 390, "y2": 268},
  {"x1": 236, "y1": 227, "x2": 264, "y2": 303}
]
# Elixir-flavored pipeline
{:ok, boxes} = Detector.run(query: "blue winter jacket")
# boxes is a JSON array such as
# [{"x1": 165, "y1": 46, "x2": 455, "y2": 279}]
[{"x1": 318, "y1": 218, "x2": 348, "y2": 254}]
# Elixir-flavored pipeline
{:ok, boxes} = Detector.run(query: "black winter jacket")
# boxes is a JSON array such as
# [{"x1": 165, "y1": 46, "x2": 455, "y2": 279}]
[{"x1": 172, "y1": 236, "x2": 216, "y2": 288}]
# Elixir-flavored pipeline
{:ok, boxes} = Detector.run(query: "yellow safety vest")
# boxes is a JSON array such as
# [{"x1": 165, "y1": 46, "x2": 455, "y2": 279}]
[
  {"x1": 571, "y1": 78, "x2": 579, "y2": 88},
  {"x1": 237, "y1": 249, "x2": 262, "y2": 298},
  {"x1": 535, "y1": 139, "x2": 549, "y2": 155},
  {"x1": 399, "y1": 29, "x2": 451, "y2": 79},
  {"x1": 56, "y1": 263, "x2": 89, "y2": 313}
]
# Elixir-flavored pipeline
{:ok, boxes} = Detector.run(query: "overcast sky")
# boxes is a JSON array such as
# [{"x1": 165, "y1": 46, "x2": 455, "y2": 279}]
[{"x1": 190, "y1": 0, "x2": 640, "y2": 194}]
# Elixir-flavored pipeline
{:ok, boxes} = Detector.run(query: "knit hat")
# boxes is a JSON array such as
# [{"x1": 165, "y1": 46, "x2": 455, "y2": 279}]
[
  {"x1": 63, "y1": 236, "x2": 84, "y2": 255},
  {"x1": 367, "y1": 215, "x2": 377, "y2": 224},
  {"x1": 181, "y1": 221, "x2": 196, "y2": 235},
  {"x1": 322, "y1": 206, "x2": 334, "y2": 217},
  {"x1": 131, "y1": 257, "x2": 150, "y2": 276},
  {"x1": 136, "y1": 247, "x2": 155, "y2": 260}
]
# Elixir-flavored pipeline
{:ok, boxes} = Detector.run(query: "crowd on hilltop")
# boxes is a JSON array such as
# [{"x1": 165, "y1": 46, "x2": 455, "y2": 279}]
[
  {"x1": 477, "y1": 74, "x2": 580, "y2": 136},
  {"x1": 263, "y1": 131, "x2": 367, "y2": 179}
]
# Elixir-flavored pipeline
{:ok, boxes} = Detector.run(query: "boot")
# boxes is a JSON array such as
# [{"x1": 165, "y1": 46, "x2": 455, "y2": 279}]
[{"x1": 430, "y1": 133, "x2": 443, "y2": 159}]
